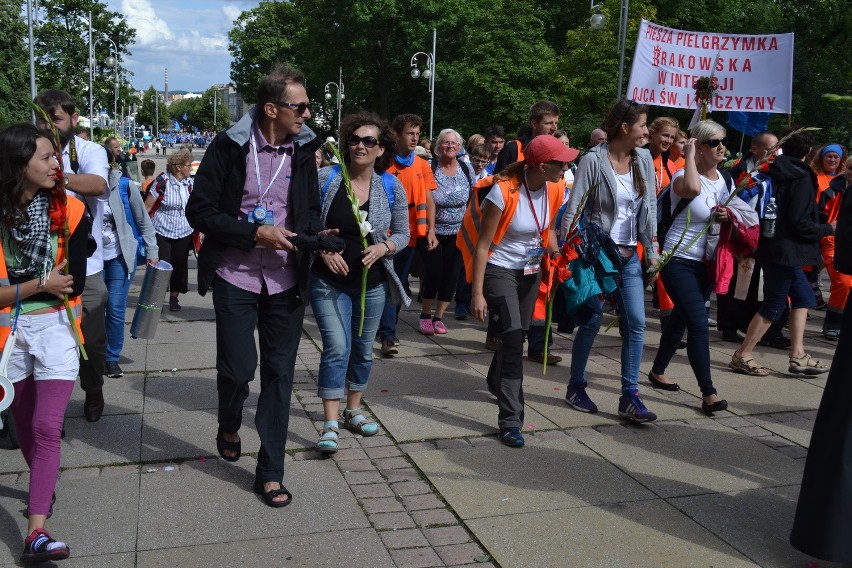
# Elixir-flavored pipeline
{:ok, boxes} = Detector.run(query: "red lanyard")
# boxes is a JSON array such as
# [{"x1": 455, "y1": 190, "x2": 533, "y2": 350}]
[{"x1": 522, "y1": 174, "x2": 547, "y2": 238}]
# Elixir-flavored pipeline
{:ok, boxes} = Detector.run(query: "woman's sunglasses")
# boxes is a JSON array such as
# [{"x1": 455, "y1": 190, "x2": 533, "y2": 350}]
[
  {"x1": 348, "y1": 135, "x2": 379, "y2": 148},
  {"x1": 702, "y1": 137, "x2": 729, "y2": 148}
]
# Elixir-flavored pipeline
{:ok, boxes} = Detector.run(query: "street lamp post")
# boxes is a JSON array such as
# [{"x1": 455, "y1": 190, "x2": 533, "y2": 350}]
[
  {"x1": 323, "y1": 67, "x2": 345, "y2": 134},
  {"x1": 27, "y1": 0, "x2": 37, "y2": 122},
  {"x1": 409, "y1": 28, "x2": 436, "y2": 140},
  {"x1": 212, "y1": 89, "x2": 218, "y2": 131},
  {"x1": 615, "y1": 0, "x2": 630, "y2": 100},
  {"x1": 589, "y1": 0, "x2": 631, "y2": 100},
  {"x1": 151, "y1": 94, "x2": 159, "y2": 139},
  {"x1": 98, "y1": 39, "x2": 119, "y2": 138}
]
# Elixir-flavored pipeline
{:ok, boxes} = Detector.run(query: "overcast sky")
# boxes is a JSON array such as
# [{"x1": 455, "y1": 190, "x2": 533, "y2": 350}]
[{"x1": 104, "y1": 0, "x2": 258, "y2": 92}]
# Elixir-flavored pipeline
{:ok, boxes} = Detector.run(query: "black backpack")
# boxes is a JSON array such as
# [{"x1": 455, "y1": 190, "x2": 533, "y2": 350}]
[
  {"x1": 835, "y1": 190, "x2": 852, "y2": 275},
  {"x1": 656, "y1": 169, "x2": 733, "y2": 250}
]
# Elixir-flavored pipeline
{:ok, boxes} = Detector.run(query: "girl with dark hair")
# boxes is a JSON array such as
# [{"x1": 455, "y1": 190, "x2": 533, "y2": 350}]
[
  {"x1": 311, "y1": 112, "x2": 409, "y2": 453},
  {"x1": 469, "y1": 135, "x2": 577, "y2": 447},
  {"x1": 0, "y1": 123, "x2": 89, "y2": 563},
  {"x1": 559, "y1": 99, "x2": 661, "y2": 422}
]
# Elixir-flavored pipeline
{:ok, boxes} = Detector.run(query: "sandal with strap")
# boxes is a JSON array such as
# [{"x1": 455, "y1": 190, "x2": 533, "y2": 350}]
[
  {"x1": 343, "y1": 408, "x2": 379, "y2": 437},
  {"x1": 216, "y1": 427, "x2": 241, "y2": 462},
  {"x1": 252, "y1": 480, "x2": 293, "y2": 508},
  {"x1": 316, "y1": 424, "x2": 339, "y2": 454},
  {"x1": 729, "y1": 353, "x2": 772, "y2": 376},
  {"x1": 788, "y1": 353, "x2": 830, "y2": 376}
]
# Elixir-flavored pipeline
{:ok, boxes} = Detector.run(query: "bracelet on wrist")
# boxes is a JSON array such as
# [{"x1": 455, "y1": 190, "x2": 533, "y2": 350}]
[{"x1": 382, "y1": 242, "x2": 392, "y2": 256}]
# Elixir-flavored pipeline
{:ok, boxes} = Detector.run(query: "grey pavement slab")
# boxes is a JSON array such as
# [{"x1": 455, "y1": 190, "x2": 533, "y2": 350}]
[
  {"x1": 367, "y1": 354, "x2": 489, "y2": 396},
  {"x1": 136, "y1": 528, "x2": 394, "y2": 567},
  {"x1": 409, "y1": 437, "x2": 656, "y2": 519},
  {"x1": 670, "y1": 485, "x2": 844, "y2": 568},
  {"x1": 577, "y1": 424, "x2": 804, "y2": 498},
  {"x1": 747, "y1": 415, "x2": 816, "y2": 448},
  {"x1": 466, "y1": 499, "x2": 758, "y2": 568},
  {"x1": 66, "y1": 373, "x2": 145, "y2": 418},
  {"x1": 0, "y1": 471, "x2": 139, "y2": 565},
  {"x1": 142, "y1": 373, "x2": 256, "y2": 413},
  {"x1": 58, "y1": 414, "x2": 143, "y2": 468},
  {"x1": 369, "y1": 389, "x2": 558, "y2": 442},
  {"x1": 142, "y1": 319, "x2": 217, "y2": 344},
  {"x1": 146, "y1": 341, "x2": 220, "y2": 372},
  {"x1": 137, "y1": 458, "x2": 367, "y2": 549}
]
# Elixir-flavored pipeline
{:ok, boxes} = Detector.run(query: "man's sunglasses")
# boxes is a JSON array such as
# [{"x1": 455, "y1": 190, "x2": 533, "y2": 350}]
[
  {"x1": 702, "y1": 137, "x2": 729, "y2": 148},
  {"x1": 273, "y1": 101, "x2": 312, "y2": 115},
  {"x1": 348, "y1": 134, "x2": 379, "y2": 148}
]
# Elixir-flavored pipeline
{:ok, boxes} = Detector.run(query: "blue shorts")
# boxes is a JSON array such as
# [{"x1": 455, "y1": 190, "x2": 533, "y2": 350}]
[{"x1": 758, "y1": 263, "x2": 815, "y2": 321}]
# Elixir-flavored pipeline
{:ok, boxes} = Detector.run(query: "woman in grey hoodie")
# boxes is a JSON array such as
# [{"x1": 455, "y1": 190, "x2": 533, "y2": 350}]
[{"x1": 559, "y1": 99, "x2": 660, "y2": 422}]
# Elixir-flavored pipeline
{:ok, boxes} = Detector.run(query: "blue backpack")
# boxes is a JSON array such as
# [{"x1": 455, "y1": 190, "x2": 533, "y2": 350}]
[
  {"x1": 117, "y1": 177, "x2": 147, "y2": 266},
  {"x1": 320, "y1": 164, "x2": 396, "y2": 209}
]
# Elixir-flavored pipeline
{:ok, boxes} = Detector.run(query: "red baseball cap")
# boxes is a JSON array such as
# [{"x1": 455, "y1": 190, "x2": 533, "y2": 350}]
[{"x1": 525, "y1": 135, "x2": 580, "y2": 167}]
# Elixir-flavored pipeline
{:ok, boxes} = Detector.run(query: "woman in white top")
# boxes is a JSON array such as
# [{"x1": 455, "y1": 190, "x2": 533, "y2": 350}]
[
  {"x1": 144, "y1": 149, "x2": 194, "y2": 311},
  {"x1": 649, "y1": 120, "x2": 732, "y2": 414},
  {"x1": 470, "y1": 135, "x2": 575, "y2": 447}
]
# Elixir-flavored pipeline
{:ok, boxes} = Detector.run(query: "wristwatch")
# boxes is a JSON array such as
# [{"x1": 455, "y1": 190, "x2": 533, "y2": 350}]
[{"x1": 383, "y1": 242, "x2": 392, "y2": 256}]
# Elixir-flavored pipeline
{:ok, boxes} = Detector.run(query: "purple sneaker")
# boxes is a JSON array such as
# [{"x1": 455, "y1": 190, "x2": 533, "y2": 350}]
[
  {"x1": 565, "y1": 385, "x2": 598, "y2": 413},
  {"x1": 618, "y1": 393, "x2": 657, "y2": 423}
]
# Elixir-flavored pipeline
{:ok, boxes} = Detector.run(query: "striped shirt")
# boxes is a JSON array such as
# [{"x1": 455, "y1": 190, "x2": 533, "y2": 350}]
[{"x1": 149, "y1": 173, "x2": 194, "y2": 239}]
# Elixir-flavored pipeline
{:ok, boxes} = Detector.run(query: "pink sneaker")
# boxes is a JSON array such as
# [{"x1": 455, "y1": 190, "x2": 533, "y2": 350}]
[
  {"x1": 432, "y1": 319, "x2": 448, "y2": 334},
  {"x1": 419, "y1": 317, "x2": 434, "y2": 335}
]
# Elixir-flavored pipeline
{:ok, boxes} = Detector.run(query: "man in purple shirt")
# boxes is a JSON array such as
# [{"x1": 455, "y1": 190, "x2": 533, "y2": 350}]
[{"x1": 187, "y1": 65, "x2": 326, "y2": 507}]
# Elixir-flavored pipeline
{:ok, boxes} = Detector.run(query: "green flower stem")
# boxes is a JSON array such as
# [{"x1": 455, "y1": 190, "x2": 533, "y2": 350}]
[
  {"x1": 542, "y1": 284, "x2": 555, "y2": 375},
  {"x1": 325, "y1": 142, "x2": 369, "y2": 336}
]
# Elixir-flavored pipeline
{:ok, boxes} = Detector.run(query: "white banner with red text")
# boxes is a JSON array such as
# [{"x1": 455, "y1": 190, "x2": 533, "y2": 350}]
[{"x1": 626, "y1": 20, "x2": 794, "y2": 113}]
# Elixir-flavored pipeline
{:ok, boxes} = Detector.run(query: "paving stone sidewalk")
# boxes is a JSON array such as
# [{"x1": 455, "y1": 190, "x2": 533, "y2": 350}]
[{"x1": 0, "y1": 197, "x2": 845, "y2": 567}]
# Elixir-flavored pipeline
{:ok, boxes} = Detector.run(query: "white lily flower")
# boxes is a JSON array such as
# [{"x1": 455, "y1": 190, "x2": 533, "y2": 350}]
[{"x1": 358, "y1": 220, "x2": 373, "y2": 237}]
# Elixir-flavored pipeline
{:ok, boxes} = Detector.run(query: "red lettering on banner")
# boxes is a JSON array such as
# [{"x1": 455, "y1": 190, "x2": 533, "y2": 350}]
[
  {"x1": 711, "y1": 95, "x2": 777, "y2": 111},
  {"x1": 658, "y1": 70, "x2": 668, "y2": 84},
  {"x1": 659, "y1": 89, "x2": 678, "y2": 106},
  {"x1": 741, "y1": 37, "x2": 755, "y2": 50},
  {"x1": 716, "y1": 59, "x2": 725, "y2": 72},
  {"x1": 728, "y1": 59, "x2": 739, "y2": 72},
  {"x1": 699, "y1": 56, "x2": 712, "y2": 71},
  {"x1": 742, "y1": 58, "x2": 752, "y2": 72},
  {"x1": 632, "y1": 87, "x2": 656, "y2": 103}
]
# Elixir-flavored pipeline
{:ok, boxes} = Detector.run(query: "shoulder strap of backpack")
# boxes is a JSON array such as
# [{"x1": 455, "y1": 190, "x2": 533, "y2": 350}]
[
  {"x1": 320, "y1": 165, "x2": 342, "y2": 206},
  {"x1": 458, "y1": 160, "x2": 473, "y2": 189},
  {"x1": 148, "y1": 174, "x2": 168, "y2": 218},
  {"x1": 380, "y1": 172, "x2": 396, "y2": 208}
]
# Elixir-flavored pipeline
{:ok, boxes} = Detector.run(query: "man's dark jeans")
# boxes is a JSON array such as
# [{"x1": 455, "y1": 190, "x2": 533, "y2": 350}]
[{"x1": 213, "y1": 277, "x2": 305, "y2": 485}]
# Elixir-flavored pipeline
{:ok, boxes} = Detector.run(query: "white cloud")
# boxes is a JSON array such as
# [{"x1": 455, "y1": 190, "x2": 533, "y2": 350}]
[
  {"x1": 121, "y1": 0, "x2": 175, "y2": 44},
  {"x1": 222, "y1": 4, "x2": 242, "y2": 23}
]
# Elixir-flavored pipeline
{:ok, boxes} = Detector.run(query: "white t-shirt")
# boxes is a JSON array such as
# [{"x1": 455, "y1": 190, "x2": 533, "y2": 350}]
[
  {"x1": 609, "y1": 167, "x2": 642, "y2": 246},
  {"x1": 665, "y1": 169, "x2": 732, "y2": 261},
  {"x1": 483, "y1": 182, "x2": 550, "y2": 270},
  {"x1": 62, "y1": 135, "x2": 110, "y2": 275}
]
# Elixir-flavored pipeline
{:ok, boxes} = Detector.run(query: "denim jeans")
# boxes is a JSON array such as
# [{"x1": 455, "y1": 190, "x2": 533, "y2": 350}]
[
  {"x1": 569, "y1": 252, "x2": 645, "y2": 393},
  {"x1": 212, "y1": 277, "x2": 305, "y2": 486},
  {"x1": 653, "y1": 258, "x2": 716, "y2": 396},
  {"x1": 103, "y1": 256, "x2": 136, "y2": 362},
  {"x1": 759, "y1": 263, "x2": 816, "y2": 321},
  {"x1": 310, "y1": 274, "x2": 387, "y2": 399},
  {"x1": 377, "y1": 245, "x2": 415, "y2": 341}
]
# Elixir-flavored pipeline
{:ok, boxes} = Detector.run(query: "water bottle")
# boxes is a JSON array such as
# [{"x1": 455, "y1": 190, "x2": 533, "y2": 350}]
[{"x1": 762, "y1": 197, "x2": 777, "y2": 239}]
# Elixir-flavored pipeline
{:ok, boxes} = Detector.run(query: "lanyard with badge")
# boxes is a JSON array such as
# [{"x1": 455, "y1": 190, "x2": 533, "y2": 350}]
[
  {"x1": 247, "y1": 133, "x2": 287, "y2": 225},
  {"x1": 522, "y1": 173, "x2": 548, "y2": 275}
]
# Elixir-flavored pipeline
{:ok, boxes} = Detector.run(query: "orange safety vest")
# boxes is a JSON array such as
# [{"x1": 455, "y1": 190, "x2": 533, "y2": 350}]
[
  {"x1": 1, "y1": 198, "x2": 85, "y2": 349},
  {"x1": 387, "y1": 156, "x2": 436, "y2": 245},
  {"x1": 456, "y1": 173, "x2": 562, "y2": 283}
]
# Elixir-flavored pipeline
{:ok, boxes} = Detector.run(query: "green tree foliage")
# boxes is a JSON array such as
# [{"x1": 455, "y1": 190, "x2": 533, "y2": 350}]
[
  {"x1": 165, "y1": 90, "x2": 229, "y2": 132},
  {"x1": 0, "y1": 0, "x2": 31, "y2": 125},
  {"x1": 33, "y1": 0, "x2": 136, "y2": 118},
  {"x1": 226, "y1": 0, "x2": 850, "y2": 145}
]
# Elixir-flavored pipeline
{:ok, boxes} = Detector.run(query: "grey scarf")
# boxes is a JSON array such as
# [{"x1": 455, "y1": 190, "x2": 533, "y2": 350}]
[{"x1": 7, "y1": 190, "x2": 53, "y2": 278}]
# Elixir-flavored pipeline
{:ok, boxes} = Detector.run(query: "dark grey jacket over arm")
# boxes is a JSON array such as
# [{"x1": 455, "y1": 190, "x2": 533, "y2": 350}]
[{"x1": 186, "y1": 108, "x2": 324, "y2": 298}]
